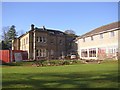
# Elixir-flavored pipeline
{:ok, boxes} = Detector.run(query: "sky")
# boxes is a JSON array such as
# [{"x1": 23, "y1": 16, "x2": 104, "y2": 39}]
[{"x1": 2, "y1": 2, "x2": 118, "y2": 37}]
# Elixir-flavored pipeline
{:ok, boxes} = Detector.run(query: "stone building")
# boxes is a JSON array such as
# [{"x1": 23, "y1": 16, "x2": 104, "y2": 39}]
[{"x1": 12, "y1": 24, "x2": 76, "y2": 60}]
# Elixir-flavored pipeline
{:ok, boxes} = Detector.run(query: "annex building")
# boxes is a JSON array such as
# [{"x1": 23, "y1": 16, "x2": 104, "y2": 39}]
[{"x1": 75, "y1": 22, "x2": 120, "y2": 60}]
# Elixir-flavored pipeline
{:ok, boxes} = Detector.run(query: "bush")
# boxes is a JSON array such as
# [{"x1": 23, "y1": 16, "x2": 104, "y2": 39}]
[
  {"x1": 2, "y1": 59, "x2": 83, "y2": 67},
  {"x1": 62, "y1": 60, "x2": 70, "y2": 65},
  {"x1": 100, "y1": 59, "x2": 118, "y2": 64}
]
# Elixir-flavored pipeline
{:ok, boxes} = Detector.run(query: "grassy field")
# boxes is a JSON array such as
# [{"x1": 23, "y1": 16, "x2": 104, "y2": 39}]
[{"x1": 2, "y1": 60, "x2": 119, "y2": 89}]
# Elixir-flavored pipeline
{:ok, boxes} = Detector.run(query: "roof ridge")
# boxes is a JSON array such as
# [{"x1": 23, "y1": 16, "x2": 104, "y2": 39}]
[{"x1": 80, "y1": 21, "x2": 119, "y2": 38}]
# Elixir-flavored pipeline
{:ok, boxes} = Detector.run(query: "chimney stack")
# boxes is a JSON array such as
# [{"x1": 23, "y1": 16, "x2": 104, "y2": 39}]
[
  {"x1": 31, "y1": 24, "x2": 34, "y2": 30},
  {"x1": 43, "y1": 26, "x2": 46, "y2": 30}
]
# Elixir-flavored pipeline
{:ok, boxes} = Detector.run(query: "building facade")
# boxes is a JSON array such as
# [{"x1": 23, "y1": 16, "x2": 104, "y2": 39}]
[
  {"x1": 12, "y1": 24, "x2": 76, "y2": 60},
  {"x1": 76, "y1": 22, "x2": 120, "y2": 60}
]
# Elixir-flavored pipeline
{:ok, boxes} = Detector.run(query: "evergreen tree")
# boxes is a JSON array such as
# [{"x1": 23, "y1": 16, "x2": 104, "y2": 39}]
[
  {"x1": 7, "y1": 25, "x2": 17, "y2": 41},
  {"x1": 1, "y1": 25, "x2": 18, "y2": 49},
  {"x1": 0, "y1": 40, "x2": 9, "y2": 50},
  {"x1": 7, "y1": 25, "x2": 18, "y2": 49}
]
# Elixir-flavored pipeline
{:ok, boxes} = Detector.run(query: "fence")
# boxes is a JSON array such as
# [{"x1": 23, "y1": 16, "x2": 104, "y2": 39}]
[{"x1": 0, "y1": 50, "x2": 28, "y2": 63}]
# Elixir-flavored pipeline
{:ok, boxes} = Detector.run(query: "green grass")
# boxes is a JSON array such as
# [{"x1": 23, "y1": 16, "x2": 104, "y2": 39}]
[{"x1": 2, "y1": 60, "x2": 119, "y2": 89}]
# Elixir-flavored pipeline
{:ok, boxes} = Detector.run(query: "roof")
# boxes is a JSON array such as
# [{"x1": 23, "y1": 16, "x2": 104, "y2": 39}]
[
  {"x1": 18, "y1": 27, "x2": 66, "y2": 39},
  {"x1": 35, "y1": 28, "x2": 66, "y2": 35},
  {"x1": 79, "y1": 21, "x2": 120, "y2": 39}
]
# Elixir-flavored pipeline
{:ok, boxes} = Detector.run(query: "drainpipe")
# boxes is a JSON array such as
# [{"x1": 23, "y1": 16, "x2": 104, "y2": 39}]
[
  {"x1": 33, "y1": 30, "x2": 36, "y2": 60},
  {"x1": 31, "y1": 24, "x2": 36, "y2": 60}
]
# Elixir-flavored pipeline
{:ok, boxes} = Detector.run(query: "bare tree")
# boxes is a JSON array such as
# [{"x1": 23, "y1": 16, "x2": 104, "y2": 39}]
[
  {"x1": 0, "y1": 26, "x2": 9, "y2": 49},
  {"x1": 1, "y1": 26, "x2": 9, "y2": 41},
  {"x1": 64, "y1": 30, "x2": 76, "y2": 35},
  {"x1": 18, "y1": 29, "x2": 24, "y2": 37}
]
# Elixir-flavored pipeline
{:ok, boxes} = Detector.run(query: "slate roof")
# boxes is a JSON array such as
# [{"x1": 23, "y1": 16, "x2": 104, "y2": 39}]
[
  {"x1": 79, "y1": 21, "x2": 120, "y2": 39},
  {"x1": 19, "y1": 27, "x2": 66, "y2": 38}
]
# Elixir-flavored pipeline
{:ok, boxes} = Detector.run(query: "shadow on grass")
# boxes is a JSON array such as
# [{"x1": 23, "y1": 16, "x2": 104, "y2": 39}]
[
  {"x1": 1, "y1": 60, "x2": 21, "y2": 66},
  {"x1": 2, "y1": 63, "x2": 21, "y2": 66},
  {"x1": 2, "y1": 70, "x2": 118, "y2": 89},
  {"x1": 1, "y1": 61, "x2": 34, "y2": 66}
]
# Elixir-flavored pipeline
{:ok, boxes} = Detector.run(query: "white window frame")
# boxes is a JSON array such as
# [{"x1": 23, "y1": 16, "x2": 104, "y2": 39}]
[
  {"x1": 89, "y1": 48, "x2": 96, "y2": 57},
  {"x1": 110, "y1": 31, "x2": 115, "y2": 37},
  {"x1": 91, "y1": 36, "x2": 94, "y2": 41},
  {"x1": 81, "y1": 49, "x2": 88, "y2": 57},
  {"x1": 100, "y1": 33, "x2": 103, "y2": 39},
  {"x1": 83, "y1": 38, "x2": 85, "y2": 42}
]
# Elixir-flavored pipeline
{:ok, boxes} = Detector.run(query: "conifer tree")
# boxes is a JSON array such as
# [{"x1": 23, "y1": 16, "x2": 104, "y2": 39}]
[
  {"x1": 7, "y1": 25, "x2": 18, "y2": 49},
  {"x1": 1, "y1": 25, "x2": 18, "y2": 49}
]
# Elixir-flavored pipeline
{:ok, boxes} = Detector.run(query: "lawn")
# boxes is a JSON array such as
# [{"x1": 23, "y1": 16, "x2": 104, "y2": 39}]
[{"x1": 2, "y1": 60, "x2": 119, "y2": 89}]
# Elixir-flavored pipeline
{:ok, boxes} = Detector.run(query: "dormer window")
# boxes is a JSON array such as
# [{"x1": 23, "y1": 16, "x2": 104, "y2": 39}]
[
  {"x1": 49, "y1": 31, "x2": 54, "y2": 34},
  {"x1": 59, "y1": 33, "x2": 63, "y2": 35}
]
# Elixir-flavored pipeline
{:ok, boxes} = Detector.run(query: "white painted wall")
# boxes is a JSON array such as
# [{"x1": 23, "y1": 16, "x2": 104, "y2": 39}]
[{"x1": 76, "y1": 29, "x2": 119, "y2": 60}]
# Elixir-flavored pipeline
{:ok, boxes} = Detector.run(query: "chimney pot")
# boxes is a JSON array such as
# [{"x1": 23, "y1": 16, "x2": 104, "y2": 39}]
[
  {"x1": 43, "y1": 26, "x2": 46, "y2": 30},
  {"x1": 31, "y1": 24, "x2": 34, "y2": 30}
]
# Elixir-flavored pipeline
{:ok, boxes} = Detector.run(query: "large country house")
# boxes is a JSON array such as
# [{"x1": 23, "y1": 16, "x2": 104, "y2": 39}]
[
  {"x1": 12, "y1": 24, "x2": 77, "y2": 60},
  {"x1": 75, "y1": 22, "x2": 120, "y2": 60}
]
